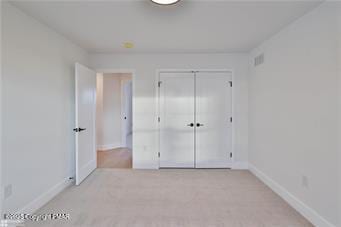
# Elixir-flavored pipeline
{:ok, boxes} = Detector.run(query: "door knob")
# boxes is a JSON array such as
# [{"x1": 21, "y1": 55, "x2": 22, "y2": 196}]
[
  {"x1": 196, "y1": 123, "x2": 204, "y2": 127},
  {"x1": 73, "y1": 127, "x2": 86, "y2": 132},
  {"x1": 187, "y1": 123, "x2": 194, "y2": 127}
]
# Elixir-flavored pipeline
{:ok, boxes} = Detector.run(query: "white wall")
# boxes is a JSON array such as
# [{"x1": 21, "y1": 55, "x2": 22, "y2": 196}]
[
  {"x1": 96, "y1": 74, "x2": 123, "y2": 150},
  {"x1": 249, "y1": 3, "x2": 338, "y2": 226},
  {"x1": 338, "y1": 4, "x2": 341, "y2": 226},
  {"x1": 0, "y1": 0, "x2": 3, "y2": 217},
  {"x1": 90, "y1": 53, "x2": 249, "y2": 169},
  {"x1": 2, "y1": 3, "x2": 89, "y2": 213}
]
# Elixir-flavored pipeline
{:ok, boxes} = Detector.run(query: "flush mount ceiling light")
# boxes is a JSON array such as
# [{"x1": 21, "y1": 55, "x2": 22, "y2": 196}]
[{"x1": 151, "y1": 0, "x2": 181, "y2": 5}]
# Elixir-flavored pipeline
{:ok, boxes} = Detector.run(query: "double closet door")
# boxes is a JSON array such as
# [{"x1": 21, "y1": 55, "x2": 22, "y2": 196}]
[{"x1": 159, "y1": 71, "x2": 233, "y2": 168}]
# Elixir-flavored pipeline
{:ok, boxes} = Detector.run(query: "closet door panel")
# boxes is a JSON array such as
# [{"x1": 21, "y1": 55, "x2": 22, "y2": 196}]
[
  {"x1": 195, "y1": 72, "x2": 232, "y2": 168},
  {"x1": 159, "y1": 72, "x2": 195, "y2": 168}
]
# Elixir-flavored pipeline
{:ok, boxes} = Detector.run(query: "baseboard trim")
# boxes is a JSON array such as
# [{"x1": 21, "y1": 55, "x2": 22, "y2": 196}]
[
  {"x1": 134, "y1": 161, "x2": 249, "y2": 170},
  {"x1": 232, "y1": 161, "x2": 249, "y2": 169},
  {"x1": 133, "y1": 161, "x2": 159, "y2": 169},
  {"x1": 18, "y1": 177, "x2": 74, "y2": 214},
  {"x1": 249, "y1": 164, "x2": 336, "y2": 227},
  {"x1": 97, "y1": 142, "x2": 121, "y2": 151}
]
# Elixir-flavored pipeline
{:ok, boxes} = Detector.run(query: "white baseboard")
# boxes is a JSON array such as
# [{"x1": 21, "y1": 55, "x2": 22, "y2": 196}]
[
  {"x1": 135, "y1": 161, "x2": 249, "y2": 170},
  {"x1": 232, "y1": 161, "x2": 249, "y2": 169},
  {"x1": 133, "y1": 161, "x2": 159, "y2": 169},
  {"x1": 18, "y1": 177, "x2": 74, "y2": 214},
  {"x1": 97, "y1": 142, "x2": 121, "y2": 151},
  {"x1": 249, "y1": 164, "x2": 336, "y2": 227}
]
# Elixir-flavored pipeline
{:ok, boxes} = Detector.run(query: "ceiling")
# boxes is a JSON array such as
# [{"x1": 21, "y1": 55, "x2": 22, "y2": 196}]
[{"x1": 10, "y1": 0, "x2": 322, "y2": 53}]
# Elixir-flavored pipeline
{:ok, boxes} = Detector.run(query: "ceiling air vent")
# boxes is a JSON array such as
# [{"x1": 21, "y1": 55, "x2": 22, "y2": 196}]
[{"x1": 254, "y1": 53, "x2": 264, "y2": 67}]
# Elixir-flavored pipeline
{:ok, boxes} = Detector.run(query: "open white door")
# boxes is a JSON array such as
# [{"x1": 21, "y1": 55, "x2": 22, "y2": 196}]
[{"x1": 75, "y1": 63, "x2": 96, "y2": 185}]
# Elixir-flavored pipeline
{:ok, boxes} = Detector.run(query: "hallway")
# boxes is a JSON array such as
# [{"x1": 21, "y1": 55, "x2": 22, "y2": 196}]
[{"x1": 97, "y1": 148, "x2": 132, "y2": 169}]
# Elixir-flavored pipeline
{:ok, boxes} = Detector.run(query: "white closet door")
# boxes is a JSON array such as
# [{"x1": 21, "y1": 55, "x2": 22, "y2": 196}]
[
  {"x1": 159, "y1": 72, "x2": 195, "y2": 168},
  {"x1": 195, "y1": 72, "x2": 232, "y2": 168}
]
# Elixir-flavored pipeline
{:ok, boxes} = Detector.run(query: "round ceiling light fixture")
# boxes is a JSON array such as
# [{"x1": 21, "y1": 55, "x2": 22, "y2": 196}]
[{"x1": 151, "y1": 0, "x2": 181, "y2": 5}]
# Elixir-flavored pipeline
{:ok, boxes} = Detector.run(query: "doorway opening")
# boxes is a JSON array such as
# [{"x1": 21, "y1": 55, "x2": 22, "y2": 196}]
[{"x1": 96, "y1": 72, "x2": 133, "y2": 168}]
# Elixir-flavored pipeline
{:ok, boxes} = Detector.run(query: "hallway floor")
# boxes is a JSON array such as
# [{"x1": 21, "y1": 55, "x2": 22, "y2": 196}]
[
  {"x1": 97, "y1": 148, "x2": 132, "y2": 168},
  {"x1": 26, "y1": 169, "x2": 312, "y2": 227}
]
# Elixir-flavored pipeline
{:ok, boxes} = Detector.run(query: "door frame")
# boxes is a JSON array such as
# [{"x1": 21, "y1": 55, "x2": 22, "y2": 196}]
[
  {"x1": 95, "y1": 68, "x2": 136, "y2": 167},
  {"x1": 156, "y1": 69, "x2": 235, "y2": 169}
]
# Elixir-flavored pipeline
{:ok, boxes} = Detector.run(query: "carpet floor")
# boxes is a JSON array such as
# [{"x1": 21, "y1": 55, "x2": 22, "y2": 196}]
[{"x1": 25, "y1": 169, "x2": 312, "y2": 227}]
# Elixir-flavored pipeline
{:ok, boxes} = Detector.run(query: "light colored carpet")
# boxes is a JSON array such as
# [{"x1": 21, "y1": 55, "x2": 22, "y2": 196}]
[
  {"x1": 26, "y1": 169, "x2": 312, "y2": 227},
  {"x1": 97, "y1": 148, "x2": 132, "y2": 168}
]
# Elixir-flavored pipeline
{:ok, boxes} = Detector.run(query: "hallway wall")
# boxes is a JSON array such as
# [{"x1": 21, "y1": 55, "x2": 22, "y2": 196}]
[
  {"x1": 96, "y1": 73, "x2": 132, "y2": 150},
  {"x1": 96, "y1": 74, "x2": 122, "y2": 150}
]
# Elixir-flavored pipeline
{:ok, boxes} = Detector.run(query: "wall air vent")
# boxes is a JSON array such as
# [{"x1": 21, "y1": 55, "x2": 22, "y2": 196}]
[{"x1": 254, "y1": 53, "x2": 264, "y2": 67}]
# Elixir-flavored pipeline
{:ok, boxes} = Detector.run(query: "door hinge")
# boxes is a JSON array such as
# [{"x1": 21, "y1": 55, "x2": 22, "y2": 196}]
[
  {"x1": 230, "y1": 152, "x2": 233, "y2": 158},
  {"x1": 229, "y1": 81, "x2": 232, "y2": 87},
  {"x1": 158, "y1": 81, "x2": 162, "y2": 87},
  {"x1": 158, "y1": 117, "x2": 160, "y2": 122},
  {"x1": 230, "y1": 117, "x2": 233, "y2": 123},
  {"x1": 158, "y1": 152, "x2": 160, "y2": 158}
]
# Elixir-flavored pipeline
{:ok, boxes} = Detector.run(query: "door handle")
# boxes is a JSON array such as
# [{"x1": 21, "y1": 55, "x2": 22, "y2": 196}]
[
  {"x1": 73, "y1": 127, "x2": 86, "y2": 132},
  {"x1": 196, "y1": 123, "x2": 204, "y2": 127},
  {"x1": 187, "y1": 123, "x2": 194, "y2": 127}
]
